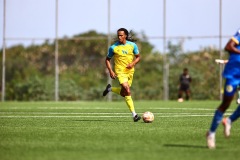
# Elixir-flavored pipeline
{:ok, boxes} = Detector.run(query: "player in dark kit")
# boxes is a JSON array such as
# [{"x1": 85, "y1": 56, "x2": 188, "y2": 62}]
[{"x1": 178, "y1": 68, "x2": 192, "y2": 102}]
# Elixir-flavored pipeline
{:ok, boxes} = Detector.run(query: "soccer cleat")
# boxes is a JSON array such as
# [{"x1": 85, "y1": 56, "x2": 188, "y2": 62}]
[
  {"x1": 222, "y1": 117, "x2": 231, "y2": 138},
  {"x1": 206, "y1": 131, "x2": 216, "y2": 149},
  {"x1": 102, "y1": 84, "x2": 111, "y2": 96},
  {"x1": 237, "y1": 98, "x2": 240, "y2": 104},
  {"x1": 133, "y1": 114, "x2": 141, "y2": 122}
]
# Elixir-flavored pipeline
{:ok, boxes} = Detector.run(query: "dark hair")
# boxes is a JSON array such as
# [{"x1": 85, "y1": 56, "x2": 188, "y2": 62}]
[{"x1": 115, "y1": 28, "x2": 137, "y2": 42}]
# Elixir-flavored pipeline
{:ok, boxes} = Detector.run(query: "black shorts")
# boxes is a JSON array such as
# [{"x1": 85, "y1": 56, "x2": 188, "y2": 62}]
[{"x1": 179, "y1": 85, "x2": 190, "y2": 91}]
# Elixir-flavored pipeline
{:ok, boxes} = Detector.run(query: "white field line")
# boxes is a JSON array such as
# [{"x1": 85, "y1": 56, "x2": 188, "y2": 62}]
[
  {"x1": 0, "y1": 112, "x2": 130, "y2": 115},
  {"x1": 0, "y1": 108, "x2": 233, "y2": 118},
  {"x1": 0, "y1": 115, "x2": 130, "y2": 118},
  {"x1": 0, "y1": 107, "x2": 234, "y2": 112},
  {"x1": 0, "y1": 113, "x2": 231, "y2": 118},
  {"x1": 0, "y1": 112, "x2": 226, "y2": 115}
]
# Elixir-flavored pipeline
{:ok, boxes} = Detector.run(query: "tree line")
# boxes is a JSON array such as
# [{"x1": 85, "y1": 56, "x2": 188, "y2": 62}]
[{"x1": 0, "y1": 30, "x2": 228, "y2": 101}]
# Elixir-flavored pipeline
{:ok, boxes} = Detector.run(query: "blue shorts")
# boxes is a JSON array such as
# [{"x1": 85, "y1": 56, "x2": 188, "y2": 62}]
[
  {"x1": 223, "y1": 56, "x2": 240, "y2": 86},
  {"x1": 224, "y1": 78, "x2": 240, "y2": 96}
]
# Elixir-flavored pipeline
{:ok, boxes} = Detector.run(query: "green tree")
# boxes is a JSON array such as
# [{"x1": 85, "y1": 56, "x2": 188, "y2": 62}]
[{"x1": 0, "y1": 30, "x2": 229, "y2": 101}]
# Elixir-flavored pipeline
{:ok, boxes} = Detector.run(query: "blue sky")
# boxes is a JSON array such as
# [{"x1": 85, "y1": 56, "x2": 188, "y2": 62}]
[{"x1": 0, "y1": 0, "x2": 240, "y2": 52}]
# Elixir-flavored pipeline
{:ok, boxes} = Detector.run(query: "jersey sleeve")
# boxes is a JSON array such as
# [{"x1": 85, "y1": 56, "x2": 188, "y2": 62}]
[
  {"x1": 107, "y1": 46, "x2": 114, "y2": 58},
  {"x1": 232, "y1": 29, "x2": 240, "y2": 44},
  {"x1": 133, "y1": 43, "x2": 139, "y2": 55}
]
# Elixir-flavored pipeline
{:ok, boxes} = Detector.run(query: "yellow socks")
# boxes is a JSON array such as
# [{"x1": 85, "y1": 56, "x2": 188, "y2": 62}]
[
  {"x1": 125, "y1": 96, "x2": 136, "y2": 116},
  {"x1": 111, "y1": 87, "x2": 121, "y2": 95},
  {"x1": 111, "y1": 88, "x2": 137, "y2": 117}
]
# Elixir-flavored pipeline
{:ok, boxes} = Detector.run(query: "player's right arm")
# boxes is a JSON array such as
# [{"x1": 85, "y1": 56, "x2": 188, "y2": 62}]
[
  {"x1": 105, "y1": 57, "x2": 117, "y2": 79},
  {"x1": 106, "y1": 46, "x2": 117, "y2": 79}
]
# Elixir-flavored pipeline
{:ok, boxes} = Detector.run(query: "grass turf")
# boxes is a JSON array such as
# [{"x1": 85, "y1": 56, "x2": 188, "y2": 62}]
[{"x1": 0, "y1": 101, "x2": 240, "y2": 160}]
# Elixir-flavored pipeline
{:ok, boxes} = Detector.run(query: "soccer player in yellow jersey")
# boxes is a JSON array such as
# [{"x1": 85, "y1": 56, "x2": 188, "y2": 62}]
[{"x1": 103, "y1": 28, "x2": 141, "y2": 122}]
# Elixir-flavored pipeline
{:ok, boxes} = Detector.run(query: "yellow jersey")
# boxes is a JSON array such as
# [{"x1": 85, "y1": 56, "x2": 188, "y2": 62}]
[{"x1": 107, "y1": 41, "x2": 139, "y2": 74}]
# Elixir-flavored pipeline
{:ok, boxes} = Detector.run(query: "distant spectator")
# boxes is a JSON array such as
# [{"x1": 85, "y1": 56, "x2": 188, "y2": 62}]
[{"x1": 178, "y1": 68, "x2": 192, "y2": 102}]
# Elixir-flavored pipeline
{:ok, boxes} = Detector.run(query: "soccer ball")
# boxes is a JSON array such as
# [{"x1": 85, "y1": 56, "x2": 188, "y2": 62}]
[
  {"x1": 142, "y1": 111, "x2": 154, "y2": 123},
  {"x1": 178, "y1": 98, "x2": 184, "y2": 102}
]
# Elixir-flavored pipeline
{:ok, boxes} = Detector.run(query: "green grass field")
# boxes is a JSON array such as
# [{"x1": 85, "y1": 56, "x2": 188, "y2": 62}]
[{"x1": 1, "y1": 101, "x2": 240, "y2": 160}]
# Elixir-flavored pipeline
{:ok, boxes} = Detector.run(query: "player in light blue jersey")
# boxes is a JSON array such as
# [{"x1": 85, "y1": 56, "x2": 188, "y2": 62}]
[{"x1": 206, "y1": 28, "x2": 240, "y2": 149}]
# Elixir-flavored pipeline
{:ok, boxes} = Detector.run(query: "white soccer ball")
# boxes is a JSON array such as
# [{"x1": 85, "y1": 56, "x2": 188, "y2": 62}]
[{"x1": 142, "y1": 111, "x2": 154, "y2": 123}]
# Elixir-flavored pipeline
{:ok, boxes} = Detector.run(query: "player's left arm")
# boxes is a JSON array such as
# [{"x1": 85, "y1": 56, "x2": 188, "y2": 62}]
[
  {"x1": 225, "y1": 39, "x2": 240, "y2": 54},
  {"x1": 225, "y1": 29, "x2": 240, "y2": 54},
  {"x1": 126, "y1": 54, "x2": 140, "y2": 69}
]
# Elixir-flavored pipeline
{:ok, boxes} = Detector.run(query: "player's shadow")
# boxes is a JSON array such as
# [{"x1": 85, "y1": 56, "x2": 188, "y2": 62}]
[
  {"x1": 71, "y1": 120, "x2": 129, "y2": 123},
  {"x1": 72, "y1": 119, "x2": 108, "y2": 122},
  {"x1": 163, "y1": 144, "x2": 207, "y2": 149}
]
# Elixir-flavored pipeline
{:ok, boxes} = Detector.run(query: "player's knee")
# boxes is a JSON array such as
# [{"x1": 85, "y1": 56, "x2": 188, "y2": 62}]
[
  {"x1": 126, "y1": 90, "x2": 131, "y2": 96},
  {"x1": 125, "y1": 86, "x2": 131, "y2": 95},
  {"x1": 219, "y1": 98, "x2": 233, "y2": 112},
  {"x1": 120, "y1": 91, "x2": 125, "y2": 97},
  {"x1": 120, "y1": 87, "x2": 131, "y2": 96}
]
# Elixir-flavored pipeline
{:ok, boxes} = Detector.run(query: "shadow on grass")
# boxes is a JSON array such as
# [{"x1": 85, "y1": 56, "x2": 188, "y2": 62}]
[
  {"x1": 72, "y1": 119, "x2": 108, "y2": 122},
  {"x1": 163, "y1": 144, "x2": 207, "y2": 149},
  {"x1": 71, "y1": 119, "x2": 129, "y2": 123}
]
